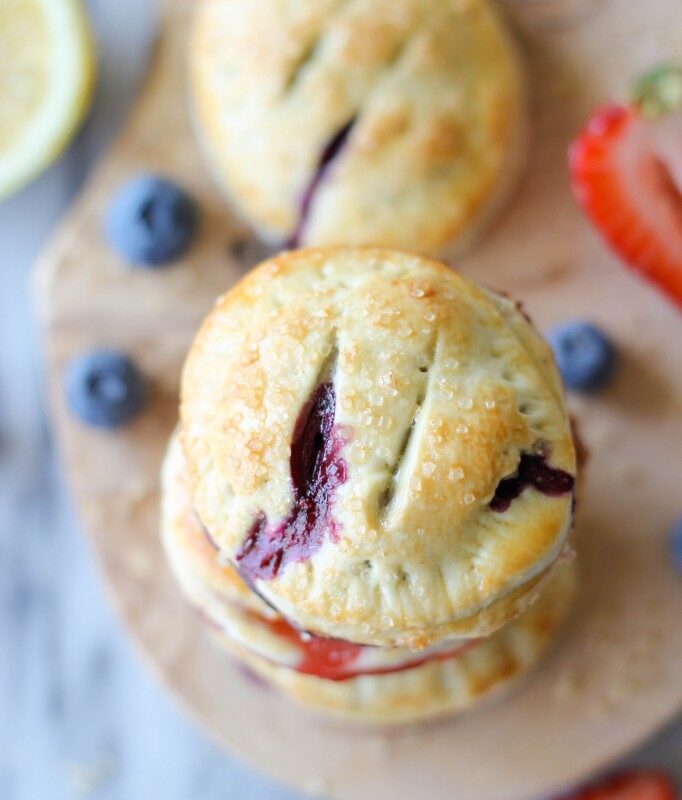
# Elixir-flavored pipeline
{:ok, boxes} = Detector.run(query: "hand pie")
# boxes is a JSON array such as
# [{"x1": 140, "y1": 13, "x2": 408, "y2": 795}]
[
  {"x1": 180, "y1": 248, "x2": 577, "y2": 649},
  {"x1": 162, "y1": 431, "x2": 576, "y2": 724},
  {"x1": 189, "y1": 0, "x2": 526, "y2": 256}
]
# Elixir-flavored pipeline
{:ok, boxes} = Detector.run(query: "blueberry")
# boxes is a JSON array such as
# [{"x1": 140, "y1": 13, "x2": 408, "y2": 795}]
[
  {"x1": 547, "y1": 321, "x2": 616, "y2": 392},
  {"x1": 105, "y1": 176, "x2": 198, "y2": 266},
  {"x1": 670, "y1": 516, "x2": 682, "y2": 576},
  {"x1": 65, "y1": 351, "x2": 146, "y2": 429}
]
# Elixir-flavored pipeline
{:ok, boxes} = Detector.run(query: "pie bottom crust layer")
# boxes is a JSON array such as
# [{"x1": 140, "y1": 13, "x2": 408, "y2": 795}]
[
  {"x1": 161, "y1": 434, "x2": 576, "y2": 724},
  {"x1": 209, "y1": 562, "x2": 574, "y2": 725}
]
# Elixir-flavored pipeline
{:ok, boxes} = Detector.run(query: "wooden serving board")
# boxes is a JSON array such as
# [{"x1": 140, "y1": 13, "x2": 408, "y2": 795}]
[{"x1": 34, "y1": 1, "x2": 682, "y2": 798}]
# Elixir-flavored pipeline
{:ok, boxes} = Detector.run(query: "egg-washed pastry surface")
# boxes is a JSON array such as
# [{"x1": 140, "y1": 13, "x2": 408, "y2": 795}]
[
  {"x1": 162, "y1": 432, "x2": 576, "y2": 723},
  {"x1": 190, "y1": 0, "x2": 526, "y2": 255},
  {"x1": 181, "y1": 248, "x2": 577, "y2": 648},
  {"x1": 163, "y1": 433, "x2": 477, "y2": 676}
]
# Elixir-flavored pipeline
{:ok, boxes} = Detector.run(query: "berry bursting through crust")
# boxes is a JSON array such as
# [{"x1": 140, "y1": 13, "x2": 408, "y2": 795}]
[
  {"x1": 235, "y1": 386, "x2": 574, "y2": 581},
  {"x1": 286, "y1": 120, "x2": 356, "y2": 249},
  {"x1": 490, "y1": 450, "x2": 575, "y2": 512},
  {"x1": 236, "y1": 383, "x2": 347, "y2": 581}
]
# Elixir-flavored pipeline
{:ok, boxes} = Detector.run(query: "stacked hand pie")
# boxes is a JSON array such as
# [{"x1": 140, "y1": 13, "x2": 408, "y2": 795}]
[
  {"x1": 162, "y1": 248, "x2": 578, "y2": 723},
  {"x1": 189, "y1": 0, "x2": 526, "y2": 257}
]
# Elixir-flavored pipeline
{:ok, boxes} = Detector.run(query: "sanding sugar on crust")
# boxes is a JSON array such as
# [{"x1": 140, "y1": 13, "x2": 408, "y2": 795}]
[
  {"x1": 180, "y1": 248, "x2": 577, "y2": 648},
  {"x1": 161, "y1": 432, "x2": 577, "y2": 723}
]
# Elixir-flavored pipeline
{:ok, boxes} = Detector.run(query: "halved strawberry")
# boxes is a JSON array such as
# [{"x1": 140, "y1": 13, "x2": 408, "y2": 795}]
[
  {"x1": 569, "y1": 66, "x2": 682, "y2": 309},
  {"x1": 561, "y1": 770, "x2": 676, "y2": 800}
]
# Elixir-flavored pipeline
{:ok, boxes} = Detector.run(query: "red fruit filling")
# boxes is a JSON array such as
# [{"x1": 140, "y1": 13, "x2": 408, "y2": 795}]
[
  {"x1": 236, "y1": 383, "x2": 347, "y2": 581},
  {"x1": 490, "y1": 451, "x2": 575, "y2": 512},
  {"x1": 248, "y1": 611, "x2": 477, "y2": 682}
]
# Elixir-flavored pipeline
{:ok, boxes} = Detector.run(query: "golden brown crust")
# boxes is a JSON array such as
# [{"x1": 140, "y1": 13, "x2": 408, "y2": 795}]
[
  {"x1": 180, "y1": 248, "x2": 576, "y2": 647},
  {"x1": 162, "y1": 432, "x2": 547, "y2": 660},
  {"x1": 161, "y1": 433, "x2": 273, "y2": 617},
  {"x1": 160, "y1": 437, "x2": 576, "y2": 723},
  {"x1": 189, "y1": 0, "x2": 526, "y2": 254},
  {"x1": 229, "y1": 560, "x2": 575, "y2": 724},
  {"x1": 162, "y1": 437, "x2": 473, "y2": 669}
]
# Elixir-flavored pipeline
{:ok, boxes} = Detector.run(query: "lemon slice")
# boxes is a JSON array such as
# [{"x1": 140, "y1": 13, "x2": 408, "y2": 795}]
[{"x1": 0, "y1": 0, "x2": 95, "y2": 200}]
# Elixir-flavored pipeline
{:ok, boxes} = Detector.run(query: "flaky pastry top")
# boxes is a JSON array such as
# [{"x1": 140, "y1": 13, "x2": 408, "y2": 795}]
[
  {"x1": 181, "y1": 248, "x2": 576, "y2": 647},
  {"x1": 190, "y1": 0, "x2": 525, "y2": 254}
]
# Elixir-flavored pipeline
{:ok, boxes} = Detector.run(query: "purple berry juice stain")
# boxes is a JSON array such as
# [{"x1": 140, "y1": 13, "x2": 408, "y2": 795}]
[
  {"x1": 287, "y1": 119, "x2": 355, "y2": 248},
  {"x1": 490, "y1": 451, "x2": 575, "y2": 512},
  {"x1": 236, "y1": 383, "x2": 347, "y2": 580}
]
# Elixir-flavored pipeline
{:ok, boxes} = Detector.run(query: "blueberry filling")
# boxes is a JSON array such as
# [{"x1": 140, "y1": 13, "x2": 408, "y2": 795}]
[
  {"x1": 287, "y1": 119, "x2": 355, "y2": 248},
  {"x1": 236, "y1": 383, "x2": 347, "y2": 580},
  {"x1": 490, "y1": 451, "x2": 575, "y2": 512}
]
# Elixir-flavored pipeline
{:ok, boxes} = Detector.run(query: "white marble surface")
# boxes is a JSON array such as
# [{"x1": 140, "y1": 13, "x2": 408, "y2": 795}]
[{"x1": 0, "y1": 2, "x2": 679, "y2": 798}]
